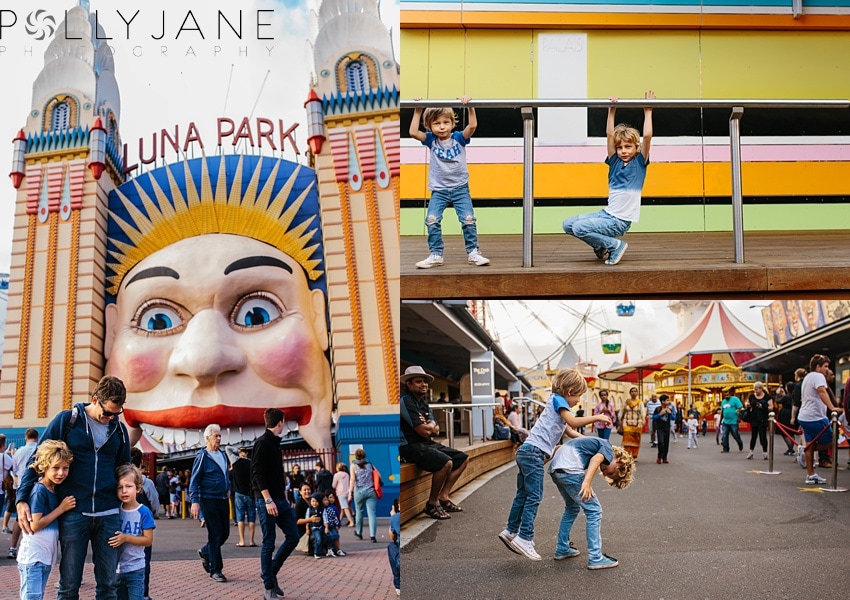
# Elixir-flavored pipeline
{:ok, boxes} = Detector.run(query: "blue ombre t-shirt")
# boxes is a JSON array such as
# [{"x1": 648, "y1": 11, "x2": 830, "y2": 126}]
[
  {"x1": 423, "y1": 131, "x2": 470, "y2": 190},
  {"x1": 525, "y1": 394, "x2": 574, "y2": 457},
  {"x1": 604, "y1": 153, "x2": 649, "y2": 222}
]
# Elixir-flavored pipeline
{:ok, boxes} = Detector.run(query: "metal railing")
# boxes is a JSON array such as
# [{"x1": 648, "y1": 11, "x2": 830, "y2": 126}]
[
  {"x1": 402, "y1": 98, "x2": 850, "y2": 265},
  {"x1": 431, "y1": 401, "x2": 501, "y2": 446}
]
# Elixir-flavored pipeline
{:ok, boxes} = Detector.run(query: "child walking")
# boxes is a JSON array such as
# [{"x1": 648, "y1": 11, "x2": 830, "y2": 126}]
[
  {"x1": 409, "y1": 97, "x2": 490, "y2": 269},
  {"x1": 109, "y1": 465, "x2": 155, "y2": 600},
  {"x1": 687, "y1": 415, "x2": 700, "y2": 449},
  {"x1": 548, "y1": 437, "x2": 634, "y2": 569},
  {"x1": 322, "y1": 492, "x2": 346, "y2": 557},
  {"x1": 653, "y1": 394, "x2": 676, "y2": 463},
  {"x1": 500, "y1": 368, "x2": 611, "y2": 561},
  {"x1": 563, "y1": 90, "x2": 655, "y2": 265},
  {"x1": 16, "y1": 440, "x2": 76, "y2": 600}
]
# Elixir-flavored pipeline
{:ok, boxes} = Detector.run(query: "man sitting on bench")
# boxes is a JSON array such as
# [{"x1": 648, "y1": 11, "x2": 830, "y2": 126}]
[{"x1": 399, "y1": 366, "x2": 468, "y2": 520}]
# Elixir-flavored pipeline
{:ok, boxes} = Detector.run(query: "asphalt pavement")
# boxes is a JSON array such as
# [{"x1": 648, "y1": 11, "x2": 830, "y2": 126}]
[
  {"x1": 0, "y1": 512, "x2": 395, "y2": 600},
  {"x1": 401, "y1": 434, "x2": 850, "y2": 600}
]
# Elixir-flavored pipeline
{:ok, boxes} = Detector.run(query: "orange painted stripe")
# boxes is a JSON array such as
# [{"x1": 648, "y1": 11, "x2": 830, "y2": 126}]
[
  {"x1": 402, "y1": 161, "x2": 850, "y2": 198},
  {"x1": 401, "y1": 11, "x2": 850, "y2": 31}
]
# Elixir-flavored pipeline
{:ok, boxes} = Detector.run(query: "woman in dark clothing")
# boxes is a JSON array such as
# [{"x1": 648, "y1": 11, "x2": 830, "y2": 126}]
[
  {"x1": 290, "y1": 465, "x2": 306, "y2": 502},
  {"x1": 774, "y1": 384, "x2": 796, "y2": 455},
  {"x1": 746, "y1": 382, "x2": 771, "y2": 460}
]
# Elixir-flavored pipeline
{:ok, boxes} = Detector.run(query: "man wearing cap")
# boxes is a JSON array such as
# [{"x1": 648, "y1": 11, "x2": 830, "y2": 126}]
[{"x1": 399, "y1": 365, "x2": 468, "y2": 520}]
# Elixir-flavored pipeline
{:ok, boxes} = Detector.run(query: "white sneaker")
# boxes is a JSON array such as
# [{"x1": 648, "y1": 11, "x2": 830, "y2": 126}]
[
  {"x1": 415, "y1": 253, "x2": 444, "y2": 269},
  {"x1": 498, "y1": 529, "x2": 519, "y2": 554},
  {"x1": 509, "y1": 536, "x2": 542, "y2": 561},
  {"x1": 467, "y1": 249, "x2": 490, "y2": 266},
  {"x1": 805, "y1": 473, "x2": 827, "y2": 485},
  {"x1": 326, "y1": 549, "x2": 336, "y2": 557}
]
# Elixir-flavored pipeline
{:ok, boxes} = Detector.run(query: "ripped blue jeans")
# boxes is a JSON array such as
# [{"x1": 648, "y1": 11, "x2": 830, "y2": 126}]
[{"x1": 426, "y1": 184, "x2": 479, "y2": 254}]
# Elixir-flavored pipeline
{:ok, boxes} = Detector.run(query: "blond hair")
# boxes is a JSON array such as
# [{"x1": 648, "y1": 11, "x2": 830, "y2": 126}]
[
  {"x1": 31, "y1": 440, "x2": 73, "y2": 475},
  {"x1": 551, "y1": 368, "x2": 588, "y2": 398},
  {"x1": 422, "y1": 107, "x2": 457, "y2": 130},
  {"x1": 612, "y1": 124, "x2": 641, "y2": 150},
  {"x1": 604, "y1": 446, "x2": 635, "y2": 490}
]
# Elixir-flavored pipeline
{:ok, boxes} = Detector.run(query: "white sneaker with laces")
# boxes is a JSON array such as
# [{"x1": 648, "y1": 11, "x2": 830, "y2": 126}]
[
  {"x1": 415, "y1": 254, "x2": 444, "y2": 269},
  {"x1": 326, "y1": 549, "x2": 336, "y2": 557},
  {"x1": 509, "y1": 536, "x2": 542, "y2": 561},
  {"x1": 498, "y1": 529, "x2": 519, "y2": 554},
  {"x1": 806, "y1": 473, "x2": 827, "y2": 485},
  {"x1": 467, "y1": 249, "x2": 490, "y2": 266}
]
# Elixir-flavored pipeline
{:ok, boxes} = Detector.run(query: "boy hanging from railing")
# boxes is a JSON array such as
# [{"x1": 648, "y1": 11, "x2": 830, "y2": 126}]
[{"x1": 563, "y1": 90, "x2": 655, "y2": 265}]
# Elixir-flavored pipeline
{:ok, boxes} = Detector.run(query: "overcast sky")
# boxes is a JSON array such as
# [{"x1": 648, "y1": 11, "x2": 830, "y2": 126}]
[
  {"x1": 484, "y1": 300, "x2": 770, "y2": 373},
  {"x1": 0, "y1": 0, "x2": 400, "y2": 273}
]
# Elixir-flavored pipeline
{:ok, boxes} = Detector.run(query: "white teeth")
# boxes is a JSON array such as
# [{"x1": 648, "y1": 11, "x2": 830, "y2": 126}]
[
  {"x1": 151, "y1": 425, "x2": 165, "y2": 442},
  {"x1": 285, "y1": 420, "x2": 299, "y2": 434},
  {"x1": 173, "y1": 429, "x2": 186, "y2": 447},
  {"x1": 141, "y1": 423, "x2": 154, "y2": 437},
  {"x1": 162, "y1": 429, "x2": 175, "y2": 445},
  {"x1": 185, "y1": 430, "x2": 201, "y2": 447}
]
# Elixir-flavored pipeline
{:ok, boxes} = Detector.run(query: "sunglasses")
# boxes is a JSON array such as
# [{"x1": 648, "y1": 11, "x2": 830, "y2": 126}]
[{"x1": 99, "y1": 402, "x2": 124, "y2": 418}]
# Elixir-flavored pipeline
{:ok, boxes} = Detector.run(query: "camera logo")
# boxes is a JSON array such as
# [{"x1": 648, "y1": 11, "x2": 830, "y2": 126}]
[{"x1": 25, "y1": 10, "x2": 56, "y2": 41}]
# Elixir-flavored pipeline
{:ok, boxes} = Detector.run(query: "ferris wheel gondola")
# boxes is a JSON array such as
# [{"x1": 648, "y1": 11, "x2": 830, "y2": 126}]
[{"x1": 616, "y1": 301, "x2": 635, "y2": 317}]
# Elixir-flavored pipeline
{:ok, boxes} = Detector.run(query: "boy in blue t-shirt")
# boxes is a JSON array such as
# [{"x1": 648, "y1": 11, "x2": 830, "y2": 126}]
[
  {"x1": 16, "y1": 441, "x2": 76, "y2": 600},
  {"x1": 563, "y1": 90, "x2": 655, "y2": 265},
  {"x1": 547, "y1": 437, "x2": 634, "y2": 569},
  {"x1": 109, "y1": 465, "x2": 155, "y2": 600},
  {"x1": 409, "y1": 96, "x2": 490, "y2": 269}
]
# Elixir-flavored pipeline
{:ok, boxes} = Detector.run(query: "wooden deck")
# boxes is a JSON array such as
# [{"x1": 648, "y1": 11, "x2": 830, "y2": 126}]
[{"x1": 401, "y1": 230, "x2": 850, "y2": 299}]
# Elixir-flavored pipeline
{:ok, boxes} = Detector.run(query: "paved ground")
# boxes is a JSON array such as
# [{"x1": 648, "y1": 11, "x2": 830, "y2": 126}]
[
  {"x1": 0, "y1": 514, "x2": 395, "y2": 600},
  {"x1": 402, "y1": 434, "x2": 850, "y2": 600}
]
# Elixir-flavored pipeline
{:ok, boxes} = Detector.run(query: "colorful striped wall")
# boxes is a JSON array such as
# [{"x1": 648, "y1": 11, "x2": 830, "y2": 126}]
[{"x1": 400, "y1": 22, "x2": 850, "y2": 235}]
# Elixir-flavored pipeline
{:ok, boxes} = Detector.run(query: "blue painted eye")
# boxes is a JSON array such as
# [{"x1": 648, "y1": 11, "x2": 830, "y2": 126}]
[
  {"x1": 234, "y1": 297, "x2": 281, "y2": 328},
  {"x1": 138, "y1": 306, "x2": 182, "y2": 332}
]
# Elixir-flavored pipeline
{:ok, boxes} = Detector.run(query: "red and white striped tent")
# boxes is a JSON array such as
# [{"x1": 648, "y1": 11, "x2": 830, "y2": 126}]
[{"x1": 599, "y1": 301, "x2": 769, "y2": 383}]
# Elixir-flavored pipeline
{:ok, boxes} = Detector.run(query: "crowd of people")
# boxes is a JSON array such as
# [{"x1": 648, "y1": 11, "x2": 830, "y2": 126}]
[{"x1": 0, "y1": 376, "x2": 397, "y2": 600}]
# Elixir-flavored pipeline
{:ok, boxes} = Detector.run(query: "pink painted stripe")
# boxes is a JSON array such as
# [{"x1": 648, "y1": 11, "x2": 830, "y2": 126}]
[{"x1": 402, "y1": 144, "x2": 850, "y2": 165}]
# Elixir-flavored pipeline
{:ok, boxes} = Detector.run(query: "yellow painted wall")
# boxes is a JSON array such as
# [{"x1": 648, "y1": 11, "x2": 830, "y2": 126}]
[{"x1": 402, "y1": 29, "x2": 850, "y2": 100}]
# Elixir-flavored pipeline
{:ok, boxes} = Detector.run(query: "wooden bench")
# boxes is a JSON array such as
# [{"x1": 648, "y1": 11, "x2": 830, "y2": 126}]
[{"x1": 400, "y1": 440, "x2": 514, "y2": 524}]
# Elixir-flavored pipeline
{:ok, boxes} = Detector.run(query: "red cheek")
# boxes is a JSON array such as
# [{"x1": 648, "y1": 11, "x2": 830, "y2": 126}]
[
  {"x1": 250, "y1": 332, "x2": 312, "y2": 386},
  {"x1": 111, "y1": 348, "x2": 167, "y2": 392}
]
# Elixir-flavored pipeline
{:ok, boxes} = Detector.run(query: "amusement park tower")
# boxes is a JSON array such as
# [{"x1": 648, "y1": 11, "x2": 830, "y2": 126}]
[
  {"x1": 307, "y1": 0, "x2": 400, "y2": 416},
  {"x1": 1, "y1": 4, "x2": 122, "y2": 422}
]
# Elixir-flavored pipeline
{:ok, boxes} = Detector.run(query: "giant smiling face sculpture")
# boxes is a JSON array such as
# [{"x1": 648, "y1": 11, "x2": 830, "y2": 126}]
[
  {"x1": 104, "y1": 156, "x2": 332, "y2": 451},
  {"x1": 105, "y1": 234, "x2": 333, "y2": 450}
]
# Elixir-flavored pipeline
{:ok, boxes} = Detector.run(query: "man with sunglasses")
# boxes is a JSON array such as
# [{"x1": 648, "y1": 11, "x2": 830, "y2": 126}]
[{"x1": 17, "y1": 375, "x2": 131, "y2": 600}]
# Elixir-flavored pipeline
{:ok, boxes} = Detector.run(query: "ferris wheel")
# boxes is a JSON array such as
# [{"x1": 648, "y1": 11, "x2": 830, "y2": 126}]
[{"x1": 482, "y1": 300, "x2": 638, "y2": 373}]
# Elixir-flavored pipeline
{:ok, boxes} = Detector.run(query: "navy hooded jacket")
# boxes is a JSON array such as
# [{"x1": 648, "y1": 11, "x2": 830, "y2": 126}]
[{"x1": 18, "y1": 402, "x2": 131, "y2": 514}]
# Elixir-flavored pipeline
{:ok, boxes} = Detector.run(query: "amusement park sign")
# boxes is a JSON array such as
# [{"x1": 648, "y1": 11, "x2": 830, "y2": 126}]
[{"x1": 122, "y1": 116, "x2": 300, "y2": 175}]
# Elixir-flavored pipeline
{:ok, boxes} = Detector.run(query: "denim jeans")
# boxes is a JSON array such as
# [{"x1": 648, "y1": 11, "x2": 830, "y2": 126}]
[
  {"x1": 18, "y1": 561, "x2": 52, "y2": 600},
  {"x1": 721, "y1": 423, "x2": 743, "y2": 451},
  {"x1": 506, "y1": 443, "x2": 545, "y2": 540},
  {"x1": 550, "y1": 470, "x2": 603, "y2": 562},
  {"x1": 353, "y1": 486, "x2": 378, "y2": 538},
  {"x1": 234, "y1": 492, "x2": 256, "y2": 523},
  {"x1": 58, "y1": 511, "x2": 120, "y2": 600},
  {"x1": 310, "y1": 528, "x2": 324, "y2": 556},
  {"x1": 562, "y1": 209, "x2": 631, "y2": 253},
  {"x1": 256, "y1": 498, "x2": 299, "y2": 591},
  {"x1": 117, "y1": 568, "x2": 144, "y2": 600},
  {"x1": 388, "y1": 542, "x2": 400, "y2": 590},
  {"x1": 198, "y1": 497, "x2": 230, "y2": 575},
  {"x1": 143, "y1": 545, "x2": 151, "y2": 597},
  {"x1": 596, "y1": 427, "x2": 612, "y2": 440},
  {"x1": 426, "y1": 184, "x2": 479, "y2": 254}
]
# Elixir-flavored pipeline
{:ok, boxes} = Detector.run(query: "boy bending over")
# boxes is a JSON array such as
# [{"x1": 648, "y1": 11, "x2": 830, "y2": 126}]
[{"x1": 548, "y1": 437, "x2": 634, "y2": 569}]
